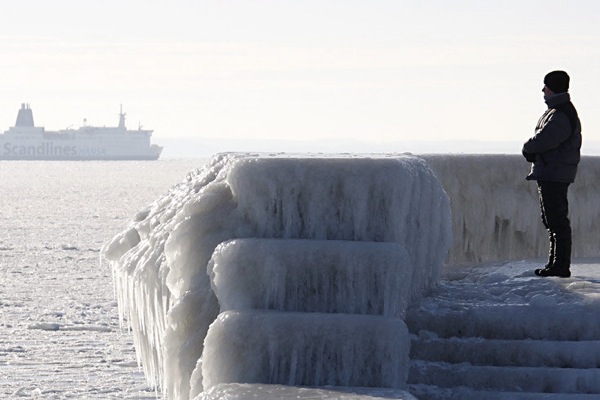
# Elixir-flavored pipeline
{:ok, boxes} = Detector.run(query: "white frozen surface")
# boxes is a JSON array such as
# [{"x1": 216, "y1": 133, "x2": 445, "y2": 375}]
[
  {"x1": 201, "y1": 310, "x2": 410, "y2": 391},
  {"x1": 407, "y1": 260, "x2": 600, "y2": 341},
  {"x1": 196, "y1": 383, "x2": 418, "y2": 400},
  {"x1": 104, "y1": 152, "x2": 451, "y2": 399},
  {"x1": 0, "y1": 159, "x2": 201, "y2": 398},
  {"x1": 209, "y1": 239, "x2": 413, "y2": 317},
  {"x1": 423, "y1": 154, "x2": 600, "y2": 264},
  {"x1": 406, "y1": 260, "x2": 600, "y2": 398}
]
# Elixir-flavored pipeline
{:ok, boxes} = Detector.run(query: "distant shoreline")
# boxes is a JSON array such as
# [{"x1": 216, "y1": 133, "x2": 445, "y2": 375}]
[{"x1": 158, "y1": 138, "x2": 600, "y2": 158}]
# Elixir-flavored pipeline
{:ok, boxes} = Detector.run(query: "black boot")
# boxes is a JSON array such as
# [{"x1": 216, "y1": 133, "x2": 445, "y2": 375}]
[
  {"x1": 535, "y1": 266, "x2": 571, "y2": 278},
  {"x1": 535, "y1": 229, "x2": 571, "y2": 278}
]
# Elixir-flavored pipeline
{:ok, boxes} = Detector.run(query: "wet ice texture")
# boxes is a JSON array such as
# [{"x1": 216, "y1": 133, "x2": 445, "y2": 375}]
[{"x1": 103, "y1": 153, "x2": 452, "y2": 399}]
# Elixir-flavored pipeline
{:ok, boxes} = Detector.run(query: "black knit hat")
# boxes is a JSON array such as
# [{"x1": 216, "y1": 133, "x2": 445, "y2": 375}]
[{"x1": 544, "y1": 70, "x2": 570, "y2": 93}]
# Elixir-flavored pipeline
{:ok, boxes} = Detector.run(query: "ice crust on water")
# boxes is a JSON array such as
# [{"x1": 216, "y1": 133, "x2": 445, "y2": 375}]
[{"x1": 103, "y1": 153, "x2": 452, "y2": 399}]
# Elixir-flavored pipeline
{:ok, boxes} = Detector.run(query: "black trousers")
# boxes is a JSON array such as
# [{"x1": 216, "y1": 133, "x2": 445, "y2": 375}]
[{"x1": 537, "y1": 181, "x2": 572, "y2": 269}]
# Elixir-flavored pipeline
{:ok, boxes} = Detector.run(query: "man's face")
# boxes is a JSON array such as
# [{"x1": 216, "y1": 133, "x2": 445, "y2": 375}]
[{"x1": 543, "y1": 85, "x2": 554, "y2": 96}]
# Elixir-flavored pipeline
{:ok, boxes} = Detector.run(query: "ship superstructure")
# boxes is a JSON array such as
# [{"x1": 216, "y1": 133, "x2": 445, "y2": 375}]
[{"x1": 1, "y1": 104, "x2": 163, "y2": 160}]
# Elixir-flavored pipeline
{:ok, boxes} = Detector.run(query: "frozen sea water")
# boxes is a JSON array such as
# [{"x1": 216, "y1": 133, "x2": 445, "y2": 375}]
[{"x1": 0, "y1": 159, "x2": 203, "y2": 398}]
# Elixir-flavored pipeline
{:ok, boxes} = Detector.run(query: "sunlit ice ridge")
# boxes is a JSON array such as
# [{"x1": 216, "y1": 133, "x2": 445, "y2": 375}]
[{"x1": 102, "y1": 152, "x2": 600, "y2": 399}]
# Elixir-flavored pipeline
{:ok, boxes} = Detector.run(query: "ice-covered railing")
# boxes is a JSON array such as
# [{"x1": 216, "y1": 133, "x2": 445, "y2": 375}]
[
  {"x1": 103, "y1": 153, "x2": 452, "y2": 399},
  {"x1": 421, "y1": 154, "x2": 600, "y2": 265}
]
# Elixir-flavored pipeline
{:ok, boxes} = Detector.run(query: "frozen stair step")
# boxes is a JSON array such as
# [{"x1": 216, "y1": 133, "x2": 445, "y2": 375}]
[
  {"x1": 406, "y1": 304, "x2": 600, "y2": 340},
  {"x1": 410, "y1": 336, "x2": 600, "y2": 368},
  {"x1": 209, "y1": 239, "x2": 413, "y2": 318},
  {"x1": 200, "y1": 383, "x2": 418, "y2": 399},
  {"x1": 408, "y1": 360, "x2": 600, "y2": 394},
  {"x1": 202, "y1": 310, "x2": 411, "y2": 390},
  {"x1": 409, "y1": 384, "x2": 600, "y2": 400}
]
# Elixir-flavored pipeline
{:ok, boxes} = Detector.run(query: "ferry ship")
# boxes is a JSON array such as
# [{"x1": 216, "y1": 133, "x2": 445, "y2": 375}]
[{"x1": 0, "y1": 104, "x2": 163, "y2": 160}]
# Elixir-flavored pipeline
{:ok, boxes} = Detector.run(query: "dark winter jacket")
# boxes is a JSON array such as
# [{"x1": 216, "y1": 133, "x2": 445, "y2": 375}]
[{"x1": 522, "y1": 93, "x2": 582, "y2": 183}]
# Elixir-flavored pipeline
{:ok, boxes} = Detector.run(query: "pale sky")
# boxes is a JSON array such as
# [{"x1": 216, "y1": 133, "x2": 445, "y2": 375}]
[{"x1": 1, "y1": 0, "x2": 599, "y2": 155}]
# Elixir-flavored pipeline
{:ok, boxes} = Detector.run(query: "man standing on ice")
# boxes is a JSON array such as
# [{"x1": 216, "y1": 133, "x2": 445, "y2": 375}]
[{"x1": 522, "y1": 70, "x2": 582, "y2": 278}]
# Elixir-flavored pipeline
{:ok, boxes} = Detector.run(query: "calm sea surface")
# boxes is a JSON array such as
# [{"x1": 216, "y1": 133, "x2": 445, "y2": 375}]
[{"x1": 0, "y1": 158, "x2": 207, "y2": 398}]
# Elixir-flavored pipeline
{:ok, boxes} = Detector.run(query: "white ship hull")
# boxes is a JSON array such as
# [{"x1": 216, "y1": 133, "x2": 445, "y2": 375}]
[{"x1": 0, "y1": 104, "x2": 163, "y2": 161}]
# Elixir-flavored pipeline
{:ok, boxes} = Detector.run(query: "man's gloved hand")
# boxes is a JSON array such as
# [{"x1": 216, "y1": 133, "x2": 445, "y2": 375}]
[{"x1": 522, "y1": 148, "x2": 536, "y2": 162}]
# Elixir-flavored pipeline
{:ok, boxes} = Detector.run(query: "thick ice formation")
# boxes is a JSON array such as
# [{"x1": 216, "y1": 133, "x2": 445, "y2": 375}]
[
  {"x1": 200, "y1": 311, "x2": 410, "y2": 390},
  {"x1": 103, "y1": 153, "x2": 452, "y2": 399},
  {"x1": 208, "y1": 239, "x2": 413, "y2": 317},
  {"x1": 422, "y1": 154, "x2": 600, "y2": 264}
]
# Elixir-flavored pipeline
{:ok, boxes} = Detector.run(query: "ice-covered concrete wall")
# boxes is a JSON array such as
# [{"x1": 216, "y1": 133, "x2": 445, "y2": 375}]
[
  {"x1": 103, "y1": 153, "x2": 452, "y2": 400},
  {"x1": 421, "y1": 154, "x2": 600, "y2": 265},
  {"x1": 209, "y1": 239, "x2": 414, "y2": 318},
  {"x1": 200, "y1": 311, "x2": 410, "y2": 391}
]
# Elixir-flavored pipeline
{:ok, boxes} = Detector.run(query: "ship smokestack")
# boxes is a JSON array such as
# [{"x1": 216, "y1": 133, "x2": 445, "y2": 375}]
[
  {"x1": 118, "y1": 104, "x2": 126, "y2": 129},
  {"x1": 15, "y1": 103, "x2": 34, "y2": 127}
]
